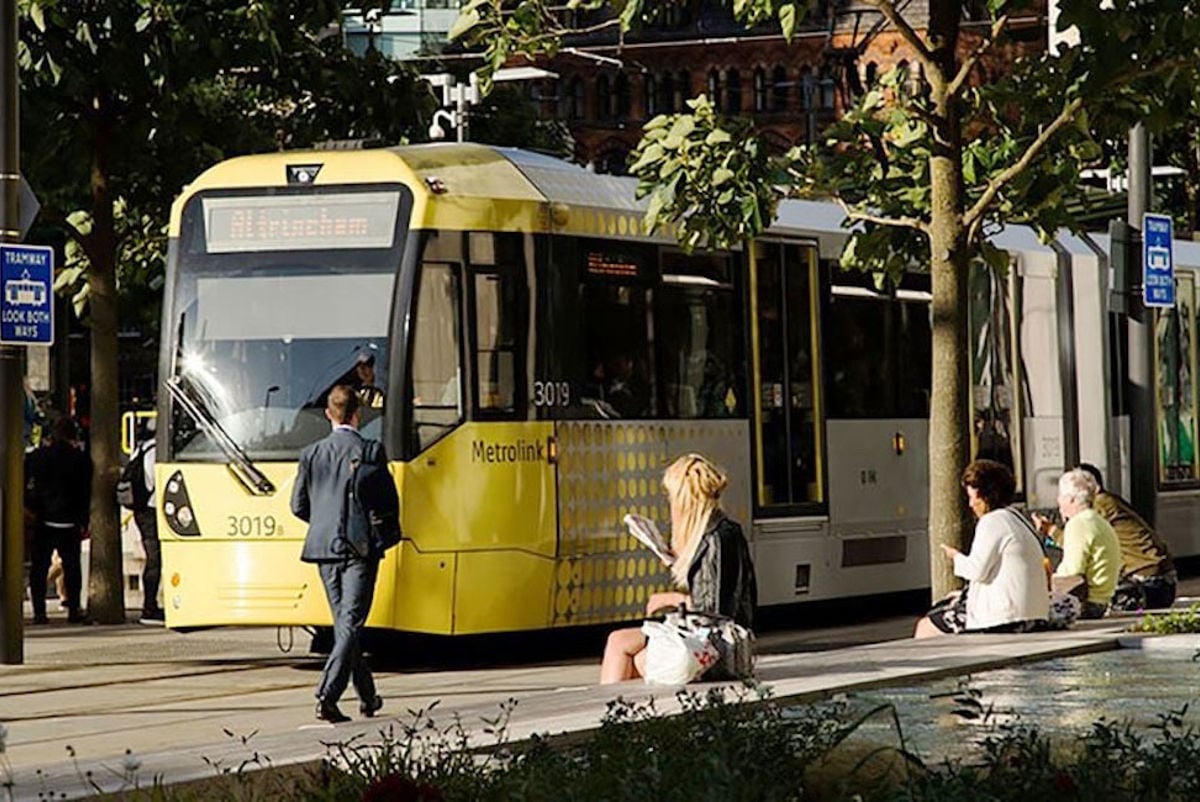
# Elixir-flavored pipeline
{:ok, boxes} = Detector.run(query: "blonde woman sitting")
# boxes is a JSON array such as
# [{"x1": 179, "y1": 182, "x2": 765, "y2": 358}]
[{"x1": 600, "y1": 454, "x2": 757, "y2": 684}]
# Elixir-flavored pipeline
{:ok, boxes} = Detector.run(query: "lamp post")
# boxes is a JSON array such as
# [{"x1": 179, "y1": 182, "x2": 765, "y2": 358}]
[{"x1": 419, "y1": 67, "x2": 559, "y2": 144}]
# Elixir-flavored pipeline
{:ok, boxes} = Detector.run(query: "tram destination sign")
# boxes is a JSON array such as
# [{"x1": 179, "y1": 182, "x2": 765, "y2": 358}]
[
  {"x1": 0, "y1": 244, "x2": 54, "y2": 346},
  {"x1": 202, "y1": 191, "x2": 400, "y2": 253},
  {"x1": 1142, "y1": 212, "x2": 1175, "y2": 308}
]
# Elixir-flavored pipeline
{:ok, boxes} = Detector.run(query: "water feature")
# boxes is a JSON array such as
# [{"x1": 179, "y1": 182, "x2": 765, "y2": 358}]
[{"x1": 838, "y1": 638, "x2": 1200, "y2": 762}]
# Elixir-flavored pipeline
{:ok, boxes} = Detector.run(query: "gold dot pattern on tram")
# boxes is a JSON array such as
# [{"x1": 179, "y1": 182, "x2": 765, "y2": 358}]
[{"x1": 550, "y1": 420, "x2": 751, "y2": 626}]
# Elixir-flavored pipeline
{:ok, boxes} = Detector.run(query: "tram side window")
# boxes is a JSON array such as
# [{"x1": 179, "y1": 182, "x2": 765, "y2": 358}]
[
  {"x1": 825, "y1": 285, "x2": 893, "y2": 418},
  {"x1": 658, "y1": 250, "x2": 742, "y2": 418},
  {"x1": 474, "y1": 271, "x2": 518, "y2": 414},
  {"x1": 824, "y1": 270, "x2": 931, "y2": 419},
  {"x1": 1157, "y1": 279, "x2": 1197, "y2": 483},
  {"x1": 577, "y1": 241, "x2": 657, "y2": 419},
  {"x1": 410, "y1": 263, "x2": 462, "y2": 452},
  {"x1": 896, "y1": 275, "x2": 932, "y2": 418},
  {"x1": 581, "y1": 284, "x2": 654, "y2": 419}
]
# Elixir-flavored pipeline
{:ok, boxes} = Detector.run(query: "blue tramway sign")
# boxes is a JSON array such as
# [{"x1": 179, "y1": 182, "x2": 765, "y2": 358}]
[
  {"x1": 1142, "y1": 212, "x2": 1175, "y2": 309},
  {"x1": 0, "y1": 244, "x2": 55, "y2": 345}
]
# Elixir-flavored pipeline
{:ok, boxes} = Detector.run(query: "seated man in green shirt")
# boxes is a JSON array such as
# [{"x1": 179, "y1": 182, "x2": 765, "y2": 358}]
[
  {"x1": 1034, "y1": 468, "x2": 1122, "y2": 619},
  {"x1": 1078, "y1": 463, "x2": 1177, "y2": 610}
]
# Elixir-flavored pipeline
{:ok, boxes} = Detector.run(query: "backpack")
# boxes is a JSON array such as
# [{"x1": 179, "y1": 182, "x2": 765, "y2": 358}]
[
  {"x1": 340, "y1": 438, "x2": 401, "y2": 559},
  {"x1": 117, "y1": 442, "x2": 153, "y2": 511}
]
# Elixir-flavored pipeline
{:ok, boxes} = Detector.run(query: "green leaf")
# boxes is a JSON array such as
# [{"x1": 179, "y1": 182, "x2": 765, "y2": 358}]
[
  {"x1": 29, "y1": 1, "x2": 45, "y2": 32},
  {"x1": 778, "y1": 3, "x2": 796, "y2": 43},
  {"x1": 711, "y1": 167, "x2": 734, "y2": 186},
  {"x1": 448, "y1": 7, "x2": 481, "y2": 42},
  {"x1": 704, "y1": 129, "x2": 732, "y2": 146}
]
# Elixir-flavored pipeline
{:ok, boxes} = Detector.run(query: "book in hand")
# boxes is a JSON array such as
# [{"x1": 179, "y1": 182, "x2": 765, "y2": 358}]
[{"x1": 624, "y1": 513, "x2": 674, "y2": 566}]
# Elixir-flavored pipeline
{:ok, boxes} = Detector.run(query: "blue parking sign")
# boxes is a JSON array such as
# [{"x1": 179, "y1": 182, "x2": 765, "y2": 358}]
[
  {"x1": 0, "y1": 244, "x2": 55, "y2": 345},
  {"x1": 1143, "y1": 213, "x2": 1175, "y2": 309}
]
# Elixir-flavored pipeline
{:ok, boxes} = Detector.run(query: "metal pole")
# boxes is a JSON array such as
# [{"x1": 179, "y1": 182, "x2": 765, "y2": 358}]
[
  {"x1": 1126, "y1": 123, "x2": 1156, "y2": 525},
  {"x1": 0, "y1": 0, "x2": 24, "y2": 663}
]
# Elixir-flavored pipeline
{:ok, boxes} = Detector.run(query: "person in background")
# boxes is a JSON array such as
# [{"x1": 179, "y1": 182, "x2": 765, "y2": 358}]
[
  {"x1": 134, "y1": 422, "x2": 163, "y2": 625},
  {"x1": 600, "y1": 453, "x2": 757, "y2": 683},
  {"x1": 1034, "y1": 468, "x2": 1122, "y2": 619},
  {"x1": 25, "y1": 416, "x2": 91, "y2": 624},
  {"x1": 352, "y1": 352, "x2": 385, "y2": 410},
  {"x1": 915, "y1": 459, "x2": 1049, "y2": 637},
  {"x1": 1041, "y1": 464, "x2": 1176, "y2": 611},
  {"x1": 22, "y1": 377, "x2": 44, "y2": 451}
]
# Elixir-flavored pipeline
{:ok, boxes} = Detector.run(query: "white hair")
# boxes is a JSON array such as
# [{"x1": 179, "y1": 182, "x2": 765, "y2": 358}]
[{"x1": 1058, "y1": 469, "x2": 1098, "y2": 508}]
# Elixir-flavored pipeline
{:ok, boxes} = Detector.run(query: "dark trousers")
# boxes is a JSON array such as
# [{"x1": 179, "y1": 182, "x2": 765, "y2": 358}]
[
  {"x1": 315, "y1": 558, "x2": 379, "y2": 706},
  {"x1": 30, "y1": 523, "x2": 82, "y2": 618},
  {"x1": 134, "y1": 508, "x2": 161, "y2": 614}
]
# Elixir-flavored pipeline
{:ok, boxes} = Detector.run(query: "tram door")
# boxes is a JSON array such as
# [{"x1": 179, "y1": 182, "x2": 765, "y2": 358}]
[
  {"x1": 752, "y1": 241, "x2": 824, "y2": 511},
  {"x1": 750, "y1": 241, "x2": 828, "y2": 604}
]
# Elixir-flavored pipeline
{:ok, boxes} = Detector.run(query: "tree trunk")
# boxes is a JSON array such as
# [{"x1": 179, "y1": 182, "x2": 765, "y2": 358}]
[
  {"x1": 86, "y1": 110, "x2": 125, "y2": 624},
  {"x1": 925, "y1": 0, "x2": 971, "y2": 601}
]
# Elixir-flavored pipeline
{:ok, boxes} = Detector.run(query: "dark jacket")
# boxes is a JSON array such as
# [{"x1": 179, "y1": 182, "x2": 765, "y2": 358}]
[
  {"x1": 26, "y1": 442, "x2": 91, "y2": 527},
  {"x1": 292, "y1": 427, "x2": 391, "y2": 563},
  {"x1": 687, "y1": 512, "x2": 757, "y2": 629}
]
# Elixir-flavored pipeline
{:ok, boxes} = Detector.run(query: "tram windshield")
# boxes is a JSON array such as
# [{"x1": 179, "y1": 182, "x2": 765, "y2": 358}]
[{"x1": 167, "y1": 186, "x2": 409, "y2": 461}]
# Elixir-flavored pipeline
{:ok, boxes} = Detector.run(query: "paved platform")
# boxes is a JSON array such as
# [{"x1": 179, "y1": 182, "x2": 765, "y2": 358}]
[{"x1": 2, "y1": 584, "x2": 1198, "y2": 800}]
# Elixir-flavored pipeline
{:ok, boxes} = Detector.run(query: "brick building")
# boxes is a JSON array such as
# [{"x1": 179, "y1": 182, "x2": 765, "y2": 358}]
[{"x1": 529, "y1": 1, "x2": 1049, "y2": 172}]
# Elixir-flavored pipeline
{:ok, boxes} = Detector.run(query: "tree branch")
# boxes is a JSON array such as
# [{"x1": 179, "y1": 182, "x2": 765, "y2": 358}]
[
  {"x1": 947, "y1": 14, "x2": 1008, "y2": 100},
  {"x1": 837, "y1": 197, "x2": 928, "y2": 234},
  {"x1": 963, "y1": 96, "x2": 1083, "y2": 230},
  {"x1": 860, "y1": 0, "x2": 937, "y2": 76},
  {"x1": 964, "y1": 55, "x2": 1192, "y2": 232}
]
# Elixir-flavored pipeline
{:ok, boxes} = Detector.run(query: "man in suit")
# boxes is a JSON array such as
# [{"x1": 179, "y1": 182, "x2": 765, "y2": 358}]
[{"x1": 291, "y1": 385, "x2": 387, "y2": 723}]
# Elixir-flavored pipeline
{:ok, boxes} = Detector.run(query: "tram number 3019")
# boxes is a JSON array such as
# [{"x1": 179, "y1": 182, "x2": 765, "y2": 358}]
[
  {"x1": 226, "y1": 515, "x2": 279, "y2": 537},
  {"x1": 532, "y1": 380, "x2": 570, "y2": 407}
]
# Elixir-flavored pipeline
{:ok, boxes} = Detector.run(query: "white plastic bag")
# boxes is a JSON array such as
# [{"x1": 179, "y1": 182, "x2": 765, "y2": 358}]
[{"x1": 641, "y1": 618, "x2": 719, "y2": 685}]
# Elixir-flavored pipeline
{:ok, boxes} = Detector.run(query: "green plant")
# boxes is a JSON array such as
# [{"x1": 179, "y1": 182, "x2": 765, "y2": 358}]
[{"x1": 1130, "y1": 603, "x2": 1200, "y2": 634}]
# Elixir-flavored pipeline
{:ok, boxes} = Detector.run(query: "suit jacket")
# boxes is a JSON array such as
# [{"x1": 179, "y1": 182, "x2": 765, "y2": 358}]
[{"x1": 292, "y1": 427, "x2": 388, "y2": 563}]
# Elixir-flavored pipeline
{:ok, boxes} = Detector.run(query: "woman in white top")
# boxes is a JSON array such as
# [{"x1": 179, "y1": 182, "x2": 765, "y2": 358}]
[{"x1": 915, "y1": 459, "x2": 1050, "y2": 637}]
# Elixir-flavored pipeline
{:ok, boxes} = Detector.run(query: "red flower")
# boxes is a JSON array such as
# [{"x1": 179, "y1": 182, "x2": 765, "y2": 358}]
[{"x1": 361, "y1": 773, "x2": 445, "y2": 802}]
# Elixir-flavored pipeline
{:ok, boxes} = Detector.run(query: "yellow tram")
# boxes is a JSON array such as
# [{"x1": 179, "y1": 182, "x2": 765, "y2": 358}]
[{"x1": 158, "y1": 144, "x2": 772, "y2": 633}]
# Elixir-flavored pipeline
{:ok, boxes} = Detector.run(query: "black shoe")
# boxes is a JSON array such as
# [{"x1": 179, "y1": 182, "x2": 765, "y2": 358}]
[
  {"x1": 315, "y1": 700, "x2": 350, "y2": 723},
  {"x1": 360, "y1": 695, "x2": 384, "y2": 718},
  {"x1": 31, "y1": 614, "x2": 49, "y2": 625},
  {"x1": 66, "y1": 610, "x2": 90, "y2": 624},
  {"x1": 139, "y1": 610, "x2": 165, "y2": 626}
]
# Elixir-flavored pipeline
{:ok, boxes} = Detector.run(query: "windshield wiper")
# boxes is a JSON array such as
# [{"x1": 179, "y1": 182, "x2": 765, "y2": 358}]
[{"x1": 165, "y1": 375, "x2": 276, "y2": 495}]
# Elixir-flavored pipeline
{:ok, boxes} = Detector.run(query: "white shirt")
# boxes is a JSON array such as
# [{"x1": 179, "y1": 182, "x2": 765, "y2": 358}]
[{"x1": 953, "y1": 507, "x2": 1049, "y2": 630}]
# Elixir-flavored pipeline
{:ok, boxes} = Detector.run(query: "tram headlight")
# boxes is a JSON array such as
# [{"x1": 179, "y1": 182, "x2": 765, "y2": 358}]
[{"x1": 163, "y1": 470, "x2": 202, "y2": 536}]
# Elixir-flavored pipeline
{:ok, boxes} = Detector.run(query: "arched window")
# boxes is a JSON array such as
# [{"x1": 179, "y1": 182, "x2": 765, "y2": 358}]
[
  {"x1": 707, "y1": 69, "x2": 721, "y2": 111},
  {"x1": 753, "y1": 67, "x2": 767, "y2": 113},
  {"x1": 676, "y1": 70, "x2": 690, "y2": 110},
  {"x1": 645, "y1": 74, "x2": 659, "y2": 117},
  {"x1": 799, "y1": 66, "x2": 815, "y2": 110},
  {"x1": 819, "y1": 67, "x2": 835, "y2": 109},
  {"x1": 614, "y1": 73, "x2": 631, "y2": 119},
  {"x1": 596, "y1": 75, "x2": 611, "y2": 121},
  {"x1": 726, "y1": 69, "x2": 742, "y2": 114},
  {"x1": 772, "y1": 66, "x2": 788, "y2": 112},
  {"x1": 569, "y1": 77, "x2": 584, "y2": 120},
  {"x1": 661, "y1": 72, "x2": 675, "y2": 113}
]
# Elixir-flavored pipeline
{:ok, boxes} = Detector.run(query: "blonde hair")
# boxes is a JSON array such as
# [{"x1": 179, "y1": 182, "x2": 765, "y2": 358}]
[{"x1": 663, "y1": 454, "x2": 728, "y2": 587}]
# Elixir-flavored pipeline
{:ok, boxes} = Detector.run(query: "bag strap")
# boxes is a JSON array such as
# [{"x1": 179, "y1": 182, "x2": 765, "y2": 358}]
[{"x1": 1005, "y1": 507, "x2": 1044, "y2": 547}]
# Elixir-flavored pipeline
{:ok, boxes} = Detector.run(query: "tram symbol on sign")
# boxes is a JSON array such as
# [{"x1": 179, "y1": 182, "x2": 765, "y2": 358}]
[
  {"x1": 5, "y1": 273, "x2": 48, "y2": 307},
  {"x1": 1147, "y1": 246, "x2": 1170, "y2": 272}
]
